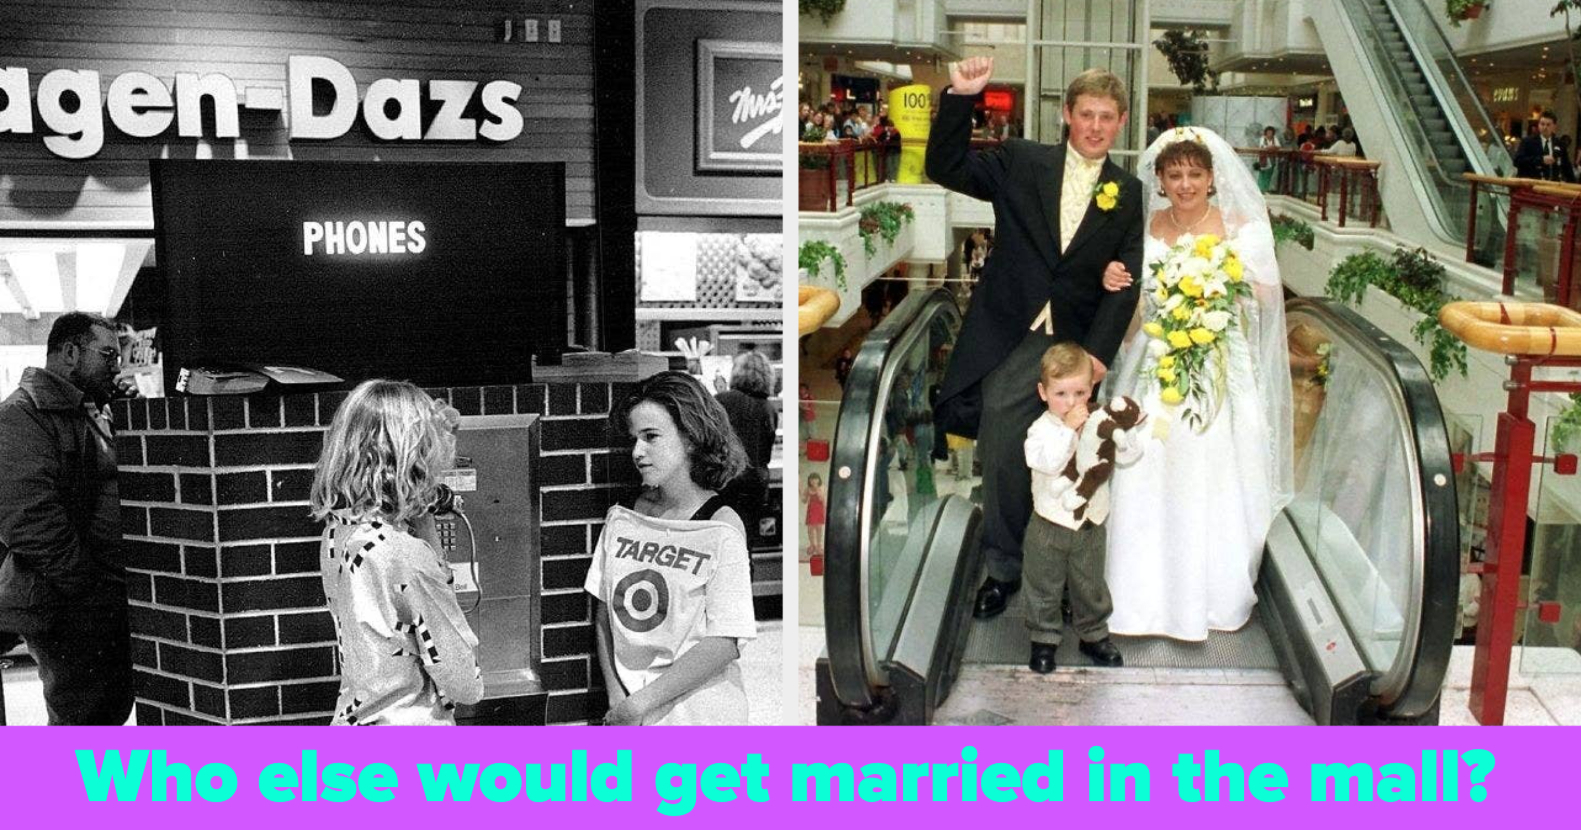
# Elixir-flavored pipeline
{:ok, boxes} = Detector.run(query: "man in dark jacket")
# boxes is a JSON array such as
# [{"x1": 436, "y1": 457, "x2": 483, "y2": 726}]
[
  {"x1": 926, "y1": 57, "x2": 1143, "y2": 627},
  {"x1": 0, "y1": 312, "x2": 132, "y2": 724},
  {"x1": 1514, "y1": 111, "x2": 1576, "y2": 183}
]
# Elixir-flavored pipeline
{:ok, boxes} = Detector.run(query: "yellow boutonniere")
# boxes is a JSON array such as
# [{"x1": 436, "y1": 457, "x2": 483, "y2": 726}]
[{"x1": 1093, "y1": 180, "x2": 1120, "y2": 211}]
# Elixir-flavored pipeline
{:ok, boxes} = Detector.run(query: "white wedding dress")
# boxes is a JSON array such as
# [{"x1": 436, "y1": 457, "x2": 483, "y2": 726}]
[{"x1": 1103, "y1": 232, "x2": 1276, "y2": 640}]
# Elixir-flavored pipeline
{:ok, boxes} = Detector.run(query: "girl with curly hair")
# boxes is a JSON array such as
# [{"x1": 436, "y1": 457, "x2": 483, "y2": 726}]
[{"x1": 310, "y1": 380, "x2": 483, "y2": 724}]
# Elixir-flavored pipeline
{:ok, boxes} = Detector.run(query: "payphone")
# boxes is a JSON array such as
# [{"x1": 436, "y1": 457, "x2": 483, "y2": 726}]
[{"x1": 432, "y1": 414, "x2": 544, "y2": 721}]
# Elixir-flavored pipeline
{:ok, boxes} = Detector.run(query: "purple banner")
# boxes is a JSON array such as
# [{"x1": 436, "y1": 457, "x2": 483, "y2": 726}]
[{"x1": 0, "y1": 727, "x2": 1565, "y2": 827}]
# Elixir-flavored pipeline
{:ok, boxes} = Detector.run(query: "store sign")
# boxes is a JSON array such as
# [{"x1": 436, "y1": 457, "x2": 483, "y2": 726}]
[
  {"x1": 1493, "y1": 87, "x2": 1519, "y2": 103},
  {"x1": 0, "y1": 56, "x2": 524, "y2": 160},
  {"x1": 1296, "y1": 97, "x2": 1316, "y2": 108},
  {"x1": 302, "y1": 220, "x2": 427, "y2": 256},
  {"x1": 696, "y1": 39, "x2": 782, "y2": 173}
]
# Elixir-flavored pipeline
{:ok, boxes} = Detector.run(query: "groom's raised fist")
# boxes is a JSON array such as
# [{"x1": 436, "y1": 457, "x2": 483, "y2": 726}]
[{"x1": 949, "y1": 56, "x2": 994, "y2": 96}]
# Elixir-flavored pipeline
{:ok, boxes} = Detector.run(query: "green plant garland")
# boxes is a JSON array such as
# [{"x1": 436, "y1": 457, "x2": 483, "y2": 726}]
[
  {"x1": 1270, "y1": 213, "x2": 1315, "y2": 250},
  {"x1": 857, "y1": 201, "x2": 915, "y2": 257},
  {"x1": 1324, "y1": 247, "x2": 1468, "y2": 381},
  {"x1": 799, "y1": 0, "x2": 846, "y2": 24},
  {"x1": 799, "y1": 240, "x2": 847, "y2": 292}
]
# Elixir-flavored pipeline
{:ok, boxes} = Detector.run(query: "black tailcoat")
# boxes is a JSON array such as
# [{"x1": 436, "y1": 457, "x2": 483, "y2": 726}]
[{"x1": 925, "y1": 91, "x2": 1144, "y2": 438}]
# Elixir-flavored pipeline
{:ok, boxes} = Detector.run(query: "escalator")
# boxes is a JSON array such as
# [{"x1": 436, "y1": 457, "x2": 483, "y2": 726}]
[
  {"x1": 1311, "y1": 0, "x2": 1512, "y2": 248},
  {"x1": 816, "y1": 293, "x2": 1459, "y2": 725}
]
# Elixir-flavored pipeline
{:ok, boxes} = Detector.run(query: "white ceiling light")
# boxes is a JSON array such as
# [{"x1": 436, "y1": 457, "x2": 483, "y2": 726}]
[
  {"x1": 77, "y1": 243, "x2": 125, "y2": 315},
  {"x1": 7, "y1": 251, "x2": 64, "y2": 312},
  {"x1": 0, "y1": 239, "x2": 152, "y2": 319}
]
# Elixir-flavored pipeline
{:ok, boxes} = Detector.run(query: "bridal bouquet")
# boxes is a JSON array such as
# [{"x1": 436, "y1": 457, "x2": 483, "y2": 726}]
[{"x1": 1140, "y1": 233, "x2": 1253, "y2": 431}]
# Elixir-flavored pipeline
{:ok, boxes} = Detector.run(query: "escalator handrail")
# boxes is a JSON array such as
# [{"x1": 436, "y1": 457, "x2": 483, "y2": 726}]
[
  {"x1": 1285, "y1": 298, "x2": 1459, "y2": 719},
  {"x1": 822, "y1": 288, "x2": 962, "y2": 711}
]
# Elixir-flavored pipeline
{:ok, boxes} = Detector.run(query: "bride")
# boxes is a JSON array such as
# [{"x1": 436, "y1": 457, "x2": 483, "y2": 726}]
[{"x1": 1099, "y1": 127, "x2": 1294, "y2": 640}]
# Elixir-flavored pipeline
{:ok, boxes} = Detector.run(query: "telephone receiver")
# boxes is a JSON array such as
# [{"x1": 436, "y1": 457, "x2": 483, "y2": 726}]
[{"x1": 431, "y1": 483, "x2": 458, "y2": 516}]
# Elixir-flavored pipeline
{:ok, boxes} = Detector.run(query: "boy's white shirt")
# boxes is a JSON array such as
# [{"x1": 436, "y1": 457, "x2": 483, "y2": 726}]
[
  {"x1": 1024, "y1": 408, "x2": 1147, "y2": 531},
  {"x1": 1024, "y1": 411, "x2": 1085, "y2": 530}
]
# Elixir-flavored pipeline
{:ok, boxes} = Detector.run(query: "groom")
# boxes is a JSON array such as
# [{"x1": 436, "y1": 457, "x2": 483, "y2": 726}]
[{"x1": 926, "y1": 57, "x2": 1143, "y2": 626}]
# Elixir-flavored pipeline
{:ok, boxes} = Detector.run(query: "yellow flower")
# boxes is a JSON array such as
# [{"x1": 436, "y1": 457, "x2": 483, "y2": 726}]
[
  {"x1": 1224, "y1": 256, "x2": 1244, "y2": 282},
  {"x1": 1158, "y1": 354, "x2": 1176, "y2": 369},
  {"x1": 1157, "y1": 367, "x2": 1176, "y2": 384},
  {"x1": 1193, "y1": 234, "x2": 1221, "y2": 258},
  {"x1": 1167, "y1": 330, "x2": 1193, "y2": 350},
  {"x1": 1160, "y1": 386, "x2": 1184, "y2": 405},
  {"x1": 1171, "y1": 304, "x2": 1191, "y2": 321},
  {"x1": 1154, "y1": 286, "x2": 1169, "y2": 302},
  {"x1": 1101, "y1": 181, "x2": 1120, "y2": 198},
  {"x1": 1095, "y1": 193, "x2": 1117, "y2": 211},
  {"x1": 1189, "y1": 327, "x2": 1216, "y2": 345},
  {"x1": 1179, "y1": 274, "x2": 1204, "y2": 298},
  {"x1": 1143, "y1": 321, "x2": 1165, "y2": 338}
]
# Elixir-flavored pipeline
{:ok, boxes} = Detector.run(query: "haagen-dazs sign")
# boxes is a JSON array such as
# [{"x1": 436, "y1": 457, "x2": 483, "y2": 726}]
[
  {"x1": 0, "y1": 56, "x2": 524, "y2": 160},
  {"x1": 696, "y1": 40, "x2": 782, "y2": 173}
]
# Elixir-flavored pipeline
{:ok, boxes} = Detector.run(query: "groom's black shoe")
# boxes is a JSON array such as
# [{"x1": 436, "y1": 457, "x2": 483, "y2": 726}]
[
  {"x1": 1078, "y1": 637, "x2": 1124, "y2": 667},
  {"x1": 1028, "y1": 643, "x2": 1058, "y2": 674},
  {"x1": 973, "y1": 577, "x2": 1020, "y2": 619}
]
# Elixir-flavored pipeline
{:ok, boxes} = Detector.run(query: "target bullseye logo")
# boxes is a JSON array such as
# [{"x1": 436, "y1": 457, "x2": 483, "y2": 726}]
[{"x1": 613, "y1": 569, "x2": 669, "y2": 632}]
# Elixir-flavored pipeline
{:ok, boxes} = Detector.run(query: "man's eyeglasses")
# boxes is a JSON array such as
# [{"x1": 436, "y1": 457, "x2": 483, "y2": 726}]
[{"x1": 85, "y1": 346, "x2": 121, "y2": 365}]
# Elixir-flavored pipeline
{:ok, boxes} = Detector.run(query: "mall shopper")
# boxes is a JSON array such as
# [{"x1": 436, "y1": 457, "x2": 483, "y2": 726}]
[
  {"x1": 716, "y1": 349, "x2": 777, "y2": 534},
  {"x1": 589, "y1": 372, "x2": 756, "y2": 725},
  {"x1": 1515, "y1": 111, "x2": 1576, "y2": 182},
  {"x1": 1256, "y1": 125, "x2": 1281, "y2": 191},
  {"x1": 0, "y1": 312, "x2": 133, "y2": 725},
  {"x1": 310, "y1": 380, "x2": 483, "y2": 725},
  {"x1": 1325, "y1": 127, "x2": 1359, "y2": 157}
]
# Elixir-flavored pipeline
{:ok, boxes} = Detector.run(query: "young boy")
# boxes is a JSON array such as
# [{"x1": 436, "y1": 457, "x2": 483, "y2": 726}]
[{"x1": 1021, "y1": 343, "x2": 1136, "y2": 673}]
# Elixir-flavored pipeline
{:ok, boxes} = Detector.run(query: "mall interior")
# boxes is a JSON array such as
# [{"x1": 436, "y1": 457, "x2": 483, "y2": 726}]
[{"x1": 798, "y1": 0, "x2": 1581, "y2": 725}]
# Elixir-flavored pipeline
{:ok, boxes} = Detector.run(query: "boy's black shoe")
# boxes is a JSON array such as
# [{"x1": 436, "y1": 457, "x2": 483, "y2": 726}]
[
  {"x1": 1079, "y1": 637, "x2": 1123, "y2": 667},
  {"x1": 973, "y1": 576, "x2": 1020, "y2": 619},
  {"x1": 1029, "y1": 643, "x2": 1058, "y2": 674}
]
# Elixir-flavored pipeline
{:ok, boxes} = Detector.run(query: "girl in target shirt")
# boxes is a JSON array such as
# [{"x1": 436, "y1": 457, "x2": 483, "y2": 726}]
[{"x1": 586, "y1": 372, "x2": 758, "y2": 725}]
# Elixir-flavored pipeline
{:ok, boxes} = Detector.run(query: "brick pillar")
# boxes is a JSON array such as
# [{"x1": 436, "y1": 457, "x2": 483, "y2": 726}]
[{"x1": 113, "y1": 377, "x2": 638, "y2": 725}]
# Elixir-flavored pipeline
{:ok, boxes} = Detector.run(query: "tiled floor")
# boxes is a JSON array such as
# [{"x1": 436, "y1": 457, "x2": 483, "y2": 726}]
[
  {"x1": 798, "y1": 623, "x2": 1581, "y2": 726},
  {"x1": 2, "y1": 620, "x2": 784, "y2": 726}
]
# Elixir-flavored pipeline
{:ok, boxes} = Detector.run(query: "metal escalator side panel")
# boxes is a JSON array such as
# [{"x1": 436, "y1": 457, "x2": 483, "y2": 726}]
[
  {"x1": 884, "y1": 494, "x2": 983, "y2": 723},
  {"x1": 1284, "y1": 299, "x2": 1460, "y2": 721},
  {"x1": 1262, "y1": 511, "x2": 1372, "y2": 725},
  {"x1": 822, "y1": 289, "x2": 962, "y2": 712}
]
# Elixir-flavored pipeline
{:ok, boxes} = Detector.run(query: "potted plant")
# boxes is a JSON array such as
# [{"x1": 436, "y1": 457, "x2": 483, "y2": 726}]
[
  {"x1": 1153, "y1": 29, "x2": 1217, "y2": 93},
  {"x1": 1447, "y1": 0, "x2": 1489, "y2": 27},
  {"x1": 799, "y1": 124, "x2": 834, "y2": 211}
]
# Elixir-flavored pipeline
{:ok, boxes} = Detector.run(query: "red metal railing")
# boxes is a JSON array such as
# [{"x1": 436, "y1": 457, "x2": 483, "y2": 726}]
[
  {"x1": 797, "y1": 136, "x2": 1003, "y2": 212},
  {"x1": 1469, "y1": 175, "x2": 1581, "y2": 310},
  {"x1": 1232, "y1": 147, "x2": 1380, "y2": 229},
  {"x1": 797, "y1": 139, "x2": 893, "y2": 212},
  {"x1": 1439, "y1": 302, "x2": 1581, "y2": 724}
]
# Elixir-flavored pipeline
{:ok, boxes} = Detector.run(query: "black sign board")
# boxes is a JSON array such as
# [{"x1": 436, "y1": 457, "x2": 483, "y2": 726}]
[{"x1": 152, "y1": 160, "x2": 565, "y2": 391}]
